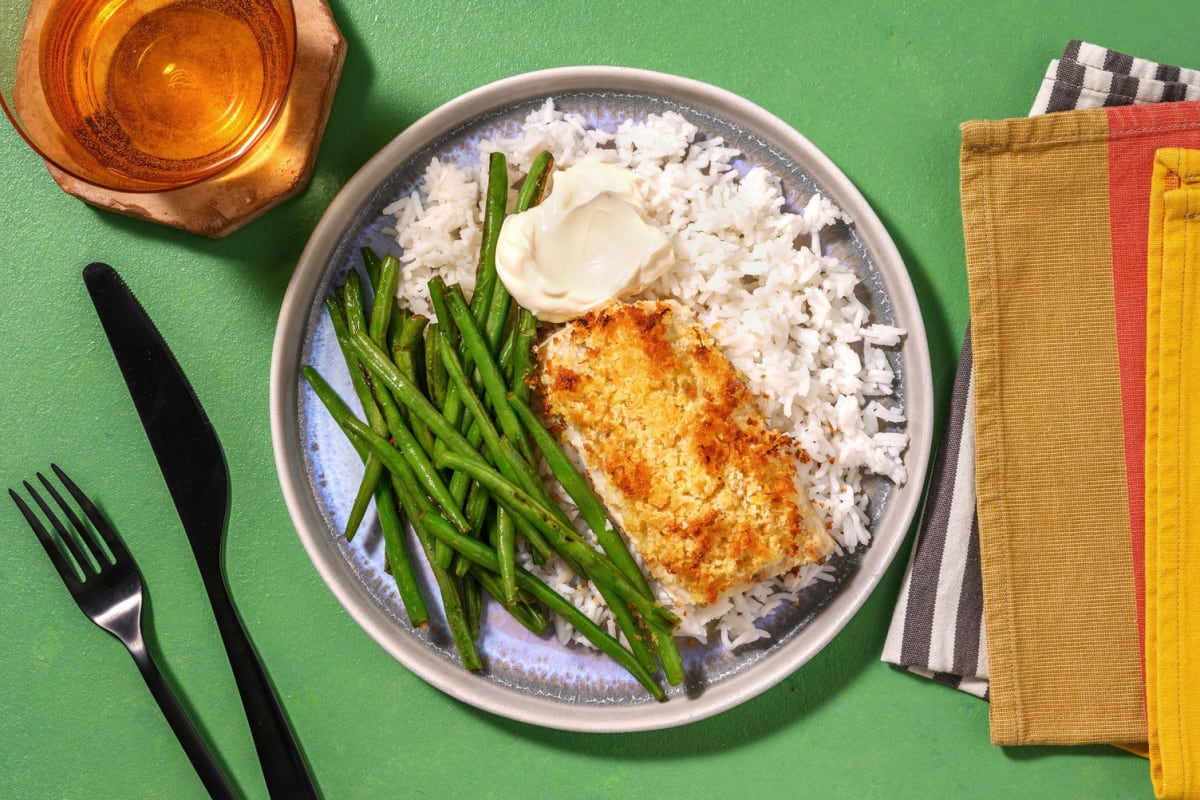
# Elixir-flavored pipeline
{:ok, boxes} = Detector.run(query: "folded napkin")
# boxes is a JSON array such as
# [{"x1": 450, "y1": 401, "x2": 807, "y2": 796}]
[
  {"x1": 1032, "y1": 41, "x2": 1200, "y2": 114},
  {"x1": 1145, "y1": 147, "x2": 1200, "y2": 799},
  {"x1": 961, "y1": 101, "x2": 1200, "y2": 747},
  {"x1": 882, "y1": 331, "x2": 989, "y2": 698},
  {"x1": 883, "y1": 41, "x2": 1200, "y2": 701}
]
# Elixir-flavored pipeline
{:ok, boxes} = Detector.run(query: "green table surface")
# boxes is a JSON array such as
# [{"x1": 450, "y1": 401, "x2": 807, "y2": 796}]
[{"x1": 1, "y1": 2, "x2": 1188, "y2": 798}]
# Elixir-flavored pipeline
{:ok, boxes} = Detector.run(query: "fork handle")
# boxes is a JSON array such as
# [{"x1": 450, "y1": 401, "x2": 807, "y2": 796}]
[
  {"x1": 203, "y1": 573, "x2": 319, "y2": 800},
  {"x1": 128, "y1": 643, "x2": 238, "y2": 800}
]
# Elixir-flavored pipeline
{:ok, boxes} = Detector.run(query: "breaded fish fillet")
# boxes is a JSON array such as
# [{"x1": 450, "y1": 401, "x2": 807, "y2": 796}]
[{"x1": 536, "y1": 300, "x2": 834, "y2": 607}]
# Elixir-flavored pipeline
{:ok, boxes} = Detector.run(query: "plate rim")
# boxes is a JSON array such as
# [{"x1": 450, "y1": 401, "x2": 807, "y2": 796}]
[{"x1": 270, "y1": 65, "x2": 933, "y2": 732}]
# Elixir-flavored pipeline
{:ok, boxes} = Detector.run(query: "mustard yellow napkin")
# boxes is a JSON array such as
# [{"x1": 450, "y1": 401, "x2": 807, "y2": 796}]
[
  {"x1": 961, "y1": 107, "x2": 1162, "y2": 747},
  {"x1": 1145, "y1": 147, "x2": 1200, "y2": 799}
]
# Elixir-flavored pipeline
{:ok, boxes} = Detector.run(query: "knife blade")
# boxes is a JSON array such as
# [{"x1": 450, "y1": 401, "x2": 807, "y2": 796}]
[{"x1": 84, "y1": 262, "x2": 319, "y2": 800}]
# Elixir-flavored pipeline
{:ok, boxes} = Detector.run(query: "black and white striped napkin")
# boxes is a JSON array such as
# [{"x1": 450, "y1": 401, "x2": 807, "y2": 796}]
[
  {"x1": 881, "y1": 41, "x2": 1200, "y2": 699},
  {"x1": 1032, "y1": 40, "x2": 1200, "y2": 114}
]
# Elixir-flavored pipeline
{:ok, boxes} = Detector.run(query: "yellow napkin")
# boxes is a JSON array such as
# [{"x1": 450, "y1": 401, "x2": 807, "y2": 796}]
[{"x1": 1145, "y1": 147, "x2": 1200, "y2": 799}]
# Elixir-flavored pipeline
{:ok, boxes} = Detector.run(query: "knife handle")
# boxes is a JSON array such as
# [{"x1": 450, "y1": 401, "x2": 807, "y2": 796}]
[{"x1": 203, "y1": 571, "x2": 319, "y2": 800}]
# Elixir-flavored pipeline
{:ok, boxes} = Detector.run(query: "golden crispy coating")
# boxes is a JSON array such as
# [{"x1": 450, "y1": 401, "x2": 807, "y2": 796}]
[{"x1": 537, "y1": 300, "x2": 834, "y2": 607}]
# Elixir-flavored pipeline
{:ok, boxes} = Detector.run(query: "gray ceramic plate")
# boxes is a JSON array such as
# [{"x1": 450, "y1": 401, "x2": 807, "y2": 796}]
[{"x1": 271, "y1": 66, "x2": 933, "y2": 732}]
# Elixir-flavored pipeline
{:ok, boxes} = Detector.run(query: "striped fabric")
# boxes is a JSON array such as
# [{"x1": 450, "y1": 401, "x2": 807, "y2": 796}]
[
  {"x1": 1032, "y1": 41, "x2": 1200, "y2": 115},
  {"x1": 882, "y1": 42, "x2": 1200, "y2": 700},
  {"x1": 882, "y1": 330, "x2": 989, "y2": 698}
]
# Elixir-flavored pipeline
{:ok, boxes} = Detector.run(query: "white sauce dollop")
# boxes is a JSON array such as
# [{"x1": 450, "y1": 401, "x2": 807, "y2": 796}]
[{"x1": 495, "y1": 160, "x2": 675, "y2": 322}]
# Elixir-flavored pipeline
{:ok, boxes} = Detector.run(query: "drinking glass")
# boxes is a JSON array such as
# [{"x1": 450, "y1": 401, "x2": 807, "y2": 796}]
[{"x1": 1, "y1": 0, "x2": 296, "y2": 193}]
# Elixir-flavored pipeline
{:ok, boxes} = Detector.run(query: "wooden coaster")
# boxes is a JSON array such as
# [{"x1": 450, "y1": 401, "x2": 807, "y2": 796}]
[{"x1": 41, "y1": 0, "x2": 346, "y2": 238}]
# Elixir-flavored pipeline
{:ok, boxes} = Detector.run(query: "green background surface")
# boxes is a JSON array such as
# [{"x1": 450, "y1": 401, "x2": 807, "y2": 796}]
[{"x1": 1, "y1": 2, "x2": 1189, "y2": 798}]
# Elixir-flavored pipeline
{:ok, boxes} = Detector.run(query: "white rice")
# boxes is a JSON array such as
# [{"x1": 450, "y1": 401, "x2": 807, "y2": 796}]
[{"x1": 382, "y1": 100, "x2": 908, "y2": 650}]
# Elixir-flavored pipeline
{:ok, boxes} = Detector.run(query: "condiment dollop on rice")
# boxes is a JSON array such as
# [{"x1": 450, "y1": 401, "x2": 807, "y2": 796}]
[{"x1": 383, "y1": 101, "x2": 908, "y2": 651}]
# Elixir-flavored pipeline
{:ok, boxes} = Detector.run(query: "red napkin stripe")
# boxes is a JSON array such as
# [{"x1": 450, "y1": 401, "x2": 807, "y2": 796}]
[{"x1": 1105, "y1": 101, "x2": 1200, "y2": 674}]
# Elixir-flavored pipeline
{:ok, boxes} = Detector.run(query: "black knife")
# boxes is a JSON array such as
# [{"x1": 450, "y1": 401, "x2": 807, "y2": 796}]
[{"x1": 84, "y1": 262, "x2": 319, "y2": 800}]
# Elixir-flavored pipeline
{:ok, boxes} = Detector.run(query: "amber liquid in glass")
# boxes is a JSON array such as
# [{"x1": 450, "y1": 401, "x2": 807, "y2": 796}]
[{"x1": 39, "y1": 0, "x2": 292, "y2": 189}]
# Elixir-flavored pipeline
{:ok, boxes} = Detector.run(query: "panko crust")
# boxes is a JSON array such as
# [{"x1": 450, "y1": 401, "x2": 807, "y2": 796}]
[{"x1": 536, "y1": 300, "x2": 834, "y2": 607}]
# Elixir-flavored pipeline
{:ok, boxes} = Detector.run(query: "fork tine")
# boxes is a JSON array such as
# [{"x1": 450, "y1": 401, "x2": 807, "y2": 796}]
[
  {"x1": 24, "y1": 479, "x2": 95, "y2": 576},
  {"x1": 9, "y1": 487, "x2": 84, "y2": 588},
  {"x1": 37, "y1": 472, "x2": 110, "y2": 573},
  {"x1": 51, "y1": 464, "x2": 129, "y2": 565}
]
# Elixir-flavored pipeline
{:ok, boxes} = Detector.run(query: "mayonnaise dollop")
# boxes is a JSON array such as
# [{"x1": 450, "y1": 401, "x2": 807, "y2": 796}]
[{"x1": 495, "y1": 160, "x2": 675, "y2": 322}]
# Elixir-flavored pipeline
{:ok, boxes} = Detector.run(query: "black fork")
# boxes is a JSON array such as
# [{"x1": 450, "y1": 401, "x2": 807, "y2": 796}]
[{"x1": 10, "y1": 465, "x2": 237, "y2": 800}]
